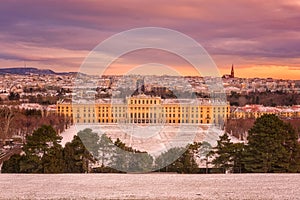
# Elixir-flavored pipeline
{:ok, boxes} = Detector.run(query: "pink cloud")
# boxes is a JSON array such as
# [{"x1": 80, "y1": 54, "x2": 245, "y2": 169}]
[{"x1": 0, "y1": 0, "x2": 299, "y2": 78}]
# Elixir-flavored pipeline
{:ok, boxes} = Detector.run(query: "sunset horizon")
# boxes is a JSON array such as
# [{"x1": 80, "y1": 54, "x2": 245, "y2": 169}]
[
  {"x1": 1, "y1": 64, "x2": 299, "y2": 80},
  {"x1": 0, "y1": 0, "x2": 299, "y2": 80}
]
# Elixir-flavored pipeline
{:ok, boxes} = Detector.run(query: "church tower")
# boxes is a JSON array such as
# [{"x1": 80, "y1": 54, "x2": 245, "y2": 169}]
[{"x1": 230, "y1": 64, "x2": 234, "y2": 78}]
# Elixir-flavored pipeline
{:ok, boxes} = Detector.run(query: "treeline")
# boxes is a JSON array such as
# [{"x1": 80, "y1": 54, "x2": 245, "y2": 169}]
[
  {"x1": 2, "y1": 125, "x2": 91, "y2": 173},
  {"x1": 212, "y1": 114, "x2": 300, "y2": 173},
  {"x1": 228, "y1": 91, "x2": 300, "y2": 106},
  {"x1": 1, "y1": 126, "x2": 202, "y2": 173},
  {"x1": 0, "y1": 107, "x2": 71, "y2": 146},
  {"x1": 3, "y1": 92, "x2": 59, "y2": 105},
  {"x1": 2, "y1": 114, "x2": 300, "y2": 173},
  {"x1": 226, "y1": 118, "x2": 300, "y2": 141}
]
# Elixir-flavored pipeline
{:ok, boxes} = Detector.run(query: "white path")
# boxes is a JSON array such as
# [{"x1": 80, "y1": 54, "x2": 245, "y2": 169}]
[{"x1": 60, "y1": 125, "x2": 77, "y2": 147}]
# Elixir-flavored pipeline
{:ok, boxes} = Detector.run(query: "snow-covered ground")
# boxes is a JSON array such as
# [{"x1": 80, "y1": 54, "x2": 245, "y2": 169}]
[
  {"x1": 0, "y1": 174, "x2": 299, "y2": 199},
  {"x1": 60, "y1": 124, "x2": 235, "y2": 156}
]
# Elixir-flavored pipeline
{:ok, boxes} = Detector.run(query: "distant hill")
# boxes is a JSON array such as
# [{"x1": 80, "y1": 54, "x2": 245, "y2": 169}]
[{"x1": 0, "y1": 67, "x2": 71, "y2": 75}]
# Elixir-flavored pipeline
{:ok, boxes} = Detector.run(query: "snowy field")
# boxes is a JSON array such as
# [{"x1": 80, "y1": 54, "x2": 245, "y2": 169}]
[
  {"x1": 0, "y1": 174, "x2": 300, "y2": 199},
  {"x1": 60, "y1": 124, "x2": 240, "y2": 157}
]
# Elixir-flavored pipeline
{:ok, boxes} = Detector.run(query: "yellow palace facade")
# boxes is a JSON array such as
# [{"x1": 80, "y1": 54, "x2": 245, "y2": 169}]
[{"x1": 57, "y1": 94, "x2": 230, "y2": 125}]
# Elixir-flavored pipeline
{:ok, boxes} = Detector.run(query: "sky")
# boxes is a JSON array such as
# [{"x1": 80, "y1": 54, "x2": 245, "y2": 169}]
[{"x1": 0, "y1": 0, "x2": 300, "y2": 79}]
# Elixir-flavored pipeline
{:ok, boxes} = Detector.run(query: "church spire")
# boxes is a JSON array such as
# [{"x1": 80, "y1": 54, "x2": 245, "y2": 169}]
[{"x1": 231, "y1": 64, "x2": 234, "y2": 78}]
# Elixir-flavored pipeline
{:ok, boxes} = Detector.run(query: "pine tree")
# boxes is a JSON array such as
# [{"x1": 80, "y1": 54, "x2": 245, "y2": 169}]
[
  {"x1": 1, "y1": 154, "x2": 22, "y2": 173},
  {"x1": 195, "y1": 141, "x2": 213, "y2": 173},
  {"x1": 19, "y1": 125, "x2": 63, "y2": 173},
  {"x1": 23, "y1": 125, "x2": 62, "y2": 157},
  {"x1": 231, "y1": 143, "x2": 245, "y2": 173},
  {"x1": 112, "y1": 138, "x2": 153, "y2": 173},
  {"x1": 155, "y1": 144, "x2": 199, "y2": 173},
  {"x1": 2, "y1": 126, "x2": 99, "y2": 173},
  {"x1": 245, "y1": 114, "x2": 300, "y2": 173},
  {"x1": 42, "y1": 144, "x2": 65, "y2": 173},
  {"x1": 77, "y1": 128, "x2": 100, "y2": 158},
  {"x1": 211, "y1": 134, "x2": 234, "y2": 173},
  {"x1": 63, "y1": 135, "x2": 94, "y2": 173},
  {"x1": 98, "y1": 134, "x2": 115, "y2": 167}
]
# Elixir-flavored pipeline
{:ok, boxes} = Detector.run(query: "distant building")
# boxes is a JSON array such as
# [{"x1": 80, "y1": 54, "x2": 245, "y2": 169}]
[{"x1": 231, "y1": 105, "x2": 300, "y2": 119}]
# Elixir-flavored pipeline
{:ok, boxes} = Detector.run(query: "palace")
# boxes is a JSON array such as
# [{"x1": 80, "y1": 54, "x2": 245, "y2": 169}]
[{"x1": 56, "y1": 94, "x2": 230, "y2": 125}]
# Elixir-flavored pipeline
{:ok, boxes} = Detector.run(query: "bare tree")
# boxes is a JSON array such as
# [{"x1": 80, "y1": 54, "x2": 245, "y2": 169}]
[{"x1": 0, "y1": 107, "x2": 15, "y2": 145}]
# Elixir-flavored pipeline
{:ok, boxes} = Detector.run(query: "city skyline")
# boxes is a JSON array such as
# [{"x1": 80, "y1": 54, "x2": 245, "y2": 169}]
[{"x1": 0, "y1": 1, "x2": 300, "y2": 79}]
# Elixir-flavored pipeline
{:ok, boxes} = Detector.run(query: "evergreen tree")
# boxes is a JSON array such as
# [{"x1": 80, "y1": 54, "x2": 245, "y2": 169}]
[
  {"x1": 23, "y1": 125, "x2": 62, "y2": 157},
  {"x1": 63, "y1": 135, "x2": 94, "y2": 173},
  {"x1": 211, "y1": 134, "x2": 234, "y2": 173},
  {"x1": 178, "y1": 146, "x2": 199, "y2": 173},
  {"x1": 112, "y1": 138, "x2": 153, "y2": 172},
  {"x1": 155, "y1": 144, "x2": 199, "y2": 173},
  {"x1": 211, "y1": 134, "x2": 247, "y2": 173},
  {"x1": 155, "y1": 147, "x2": 185, "y2": 172},
  {"x1": 42, "y1": 144, "x2": 65, "y2": 173},
  {"x1": 244, "y1": 114, "x2": 300, "y2": 173},
  {"x1": 98, "y1": 134, "x2": 115, "y2": 167},
  {"x1": 112, "y1": 138, "x2": 130, "y2": 171},
  {"x1": 1, "y1": 154, "x2": 22, "y2": 173},
  {"x1": 195, "y1": 141, "x2": 212, "y2": 174},
  {"x1": 127, "y1": 151, "x2": 153, "y2": 172},
  {"x1": 2, "y1": 126, "x2": 106, "y2": 173},
  {"x1": 19, "y1": 154, "x2": 42, "y2": 173},
  {"x1": 231, "y1": 143, "x2": 246, "y2": 173},
  {"x1": 77, "y1": 128, "x2": 100, "y2": 158},
  {"x1": 20, "y1": 125, "x2": 63, "y2": 173}
]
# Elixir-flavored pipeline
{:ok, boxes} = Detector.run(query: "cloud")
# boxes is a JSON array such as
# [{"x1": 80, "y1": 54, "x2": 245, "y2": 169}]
[{"x1": 0, "y1": 0, "x2": 299, "y2": 77}]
